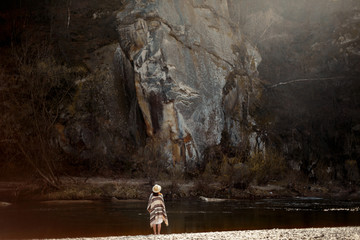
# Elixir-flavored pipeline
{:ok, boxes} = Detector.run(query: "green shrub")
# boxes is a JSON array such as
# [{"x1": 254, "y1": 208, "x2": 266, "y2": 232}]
[
  {"x1": 232, "y1": 163, "x2": 252, "y2": 189},
  {"x1": 191, "y1": 178, "x2": 215, "y2": 197},
  {"x1": 248, "y1": 150, "x2": 287, "y2": 184},
  {"x1": 130, "y1": 137, "x2": 169, "y2": 184},
  {"x1": 313, "y1": 161, "x2": 333, "y2": 184},
  {"x1": 345, "y1": 159, "x2": 360, "y2": 183}
]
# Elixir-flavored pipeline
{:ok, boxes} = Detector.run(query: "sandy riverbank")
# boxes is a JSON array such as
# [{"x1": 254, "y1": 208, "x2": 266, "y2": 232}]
[{"x1": 42, "y1": 227, "x2": 360, "y2": 240}]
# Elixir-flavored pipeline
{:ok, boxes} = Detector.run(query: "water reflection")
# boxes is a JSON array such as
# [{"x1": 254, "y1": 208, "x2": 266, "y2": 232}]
[{"x1": 0, "y1": 198, "x2": 360, "y2": 239}]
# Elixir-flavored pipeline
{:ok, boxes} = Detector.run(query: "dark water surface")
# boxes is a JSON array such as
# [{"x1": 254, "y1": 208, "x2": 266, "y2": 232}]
[{"x1": 1, "y1": 198, "x2": 360, "y2": 239}]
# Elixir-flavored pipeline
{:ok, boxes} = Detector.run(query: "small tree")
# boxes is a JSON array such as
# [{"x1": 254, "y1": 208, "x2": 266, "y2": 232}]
[{"x1": 0, "y1": 28, "x2": 77, "y2": 188}]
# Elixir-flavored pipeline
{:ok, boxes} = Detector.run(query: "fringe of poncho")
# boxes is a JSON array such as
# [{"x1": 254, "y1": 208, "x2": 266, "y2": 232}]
[{"x1": 147, "y1": 193, "x2": 169, "y2": 227}]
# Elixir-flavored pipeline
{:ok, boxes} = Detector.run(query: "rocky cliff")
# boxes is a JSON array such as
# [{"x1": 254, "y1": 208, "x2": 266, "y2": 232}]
[
  {"x1": 114, "y1": 0, "x2": 262, "y2": 171},
  {"x1": 43, "y1": 0, "x2": 264, "y2": 173},
  {"x1": 238, "y1": 0, "x2": 360, "y2": 181},
  {"x1": 1, "y1": 0, "x2": 359, "y2": 182}
]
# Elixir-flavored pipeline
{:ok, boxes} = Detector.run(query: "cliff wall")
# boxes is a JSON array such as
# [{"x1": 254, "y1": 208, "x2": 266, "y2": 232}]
[{"x1": 1, "y1": 0, "x2": 359, "y2": 182}]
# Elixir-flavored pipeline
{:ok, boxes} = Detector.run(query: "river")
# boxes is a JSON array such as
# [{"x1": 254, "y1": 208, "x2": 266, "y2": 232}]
[{"x1": 1, "y1": 198, "x2": 360, "y2": 239}]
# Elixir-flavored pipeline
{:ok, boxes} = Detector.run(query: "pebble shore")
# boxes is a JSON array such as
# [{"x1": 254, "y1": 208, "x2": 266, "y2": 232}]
[{"x1": 43, "y1": 227, "x2": 360, "y2": 240}]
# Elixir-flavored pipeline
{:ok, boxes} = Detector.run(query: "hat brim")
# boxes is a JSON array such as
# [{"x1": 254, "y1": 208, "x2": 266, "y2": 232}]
[{"x1": 152, "y1": 185, "x2": 161, "y2": 193}]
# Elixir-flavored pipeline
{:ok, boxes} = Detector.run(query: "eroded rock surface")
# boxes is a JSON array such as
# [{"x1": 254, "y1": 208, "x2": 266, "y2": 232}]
[
  {"x1": 46, "y1": 0, "x2": 360, "y2": 177},
  {"x1": 115, "y1": 0, "x2": 262, "y2": 168}
]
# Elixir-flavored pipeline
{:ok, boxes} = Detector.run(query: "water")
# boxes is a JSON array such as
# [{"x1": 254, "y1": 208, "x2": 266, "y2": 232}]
[{"x1": 1, "y1": 198, "x2": 360, "y2": 239}]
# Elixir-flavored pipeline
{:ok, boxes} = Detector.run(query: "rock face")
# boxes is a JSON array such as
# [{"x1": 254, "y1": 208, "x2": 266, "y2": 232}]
[
  {"x1": 2, "y1": 0, "x2": 360, "y2": 180},
  {"x1": 235, "y1": 0, "x2": 360, "y2": 177},
  {"x1": 115, "y1": 0, "x2": 262, "y2": 169},
  {"x1": 45, "y1": 0, "x2": 135, "y2": 171},
  {"x1": 45, "y1": 0, "x2": 359, "y2": 177}
]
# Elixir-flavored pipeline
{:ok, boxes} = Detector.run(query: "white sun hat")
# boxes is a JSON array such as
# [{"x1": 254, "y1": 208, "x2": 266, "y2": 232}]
[{"x1": 152, "y1": 184, "x2": 161, "y2": 193}]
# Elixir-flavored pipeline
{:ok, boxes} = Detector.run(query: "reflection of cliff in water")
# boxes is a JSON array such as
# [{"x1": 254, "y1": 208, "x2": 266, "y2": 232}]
[{"x1": 1, "y1": 198, "x2": 360, "y2": 239}]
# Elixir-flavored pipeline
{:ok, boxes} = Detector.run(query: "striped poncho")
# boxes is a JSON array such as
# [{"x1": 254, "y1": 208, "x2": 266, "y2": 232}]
[{"x1": 147, "y1": 193, "x2": 169, "y2": 227}]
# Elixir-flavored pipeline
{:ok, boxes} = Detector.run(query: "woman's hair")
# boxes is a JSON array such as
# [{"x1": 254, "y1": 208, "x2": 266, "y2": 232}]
[{"x1": 153, "y1": 192, "x2": 159, "y2": 196}]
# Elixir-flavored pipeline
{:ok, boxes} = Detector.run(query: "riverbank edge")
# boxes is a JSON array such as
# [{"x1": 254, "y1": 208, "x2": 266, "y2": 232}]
[
  {"x1": 1, "y1": 177, "x2": 360, "y2": 202},
  {"x1": 41, "y1": 227, "x2": 360, "y2": 240}
]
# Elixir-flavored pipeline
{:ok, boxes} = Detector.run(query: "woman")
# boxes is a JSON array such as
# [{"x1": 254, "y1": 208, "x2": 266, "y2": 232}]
[{"x1": 147, "y1": 184, "x2": 169, "y2": 234}]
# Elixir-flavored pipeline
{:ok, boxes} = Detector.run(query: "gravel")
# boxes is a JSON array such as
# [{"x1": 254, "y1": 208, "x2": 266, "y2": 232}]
[{"x1": 41, "y1": 227, "x2": 360, "y2": 240}]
